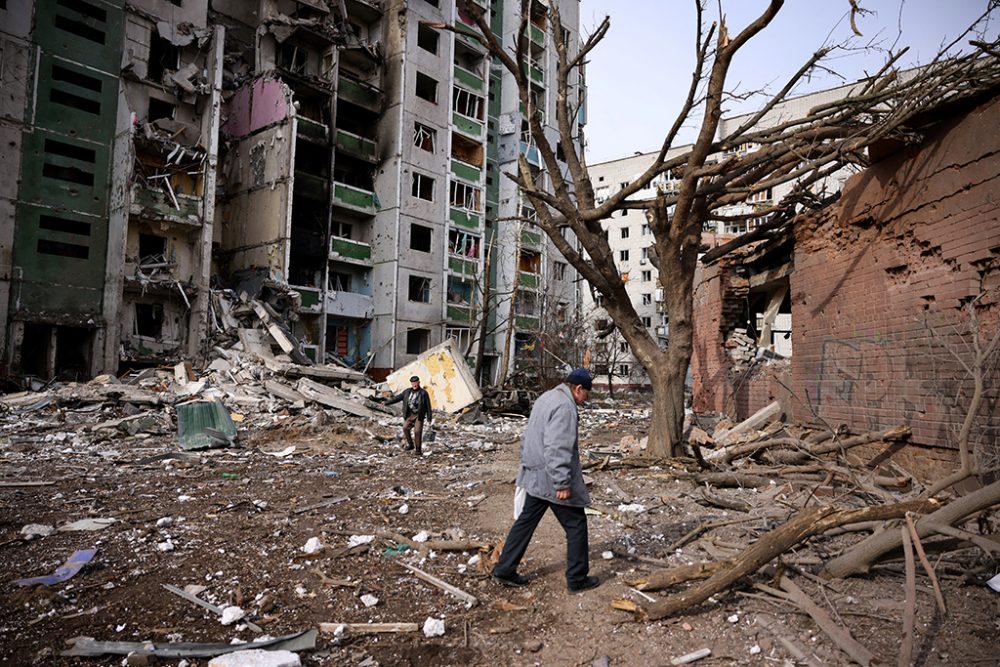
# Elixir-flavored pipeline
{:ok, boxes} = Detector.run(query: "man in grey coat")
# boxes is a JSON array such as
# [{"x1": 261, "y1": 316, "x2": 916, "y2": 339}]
[{"x1": 491, "y1": 368, "x2": 600, "y2": 593}]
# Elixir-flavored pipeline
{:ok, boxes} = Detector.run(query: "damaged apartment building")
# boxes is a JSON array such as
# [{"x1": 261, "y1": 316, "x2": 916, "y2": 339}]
[{"x1": 0, "y1": 0, "x2": 584, "y2": 382}]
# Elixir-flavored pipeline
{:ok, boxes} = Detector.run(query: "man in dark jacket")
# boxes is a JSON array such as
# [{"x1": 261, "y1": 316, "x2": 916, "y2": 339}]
[
  {"x1": 491, "y1": 368, "x2": 599, "y2": 593},
  {"x1": 385, "y1": 375, "x2": 433, "y2": 454}
]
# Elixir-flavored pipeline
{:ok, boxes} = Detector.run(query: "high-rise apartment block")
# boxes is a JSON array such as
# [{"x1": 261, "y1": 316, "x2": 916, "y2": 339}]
[{"x1": 0, "y1": 0, "x2": 583, "y2": 383}]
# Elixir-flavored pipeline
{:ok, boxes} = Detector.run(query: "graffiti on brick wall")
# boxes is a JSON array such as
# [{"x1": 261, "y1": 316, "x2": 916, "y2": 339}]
[{"x1": 816, "y1": 337, "x2": 920, "y2": 430}]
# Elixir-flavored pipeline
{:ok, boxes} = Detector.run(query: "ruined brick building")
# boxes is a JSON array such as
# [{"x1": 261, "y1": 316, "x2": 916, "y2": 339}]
[
  {"x1": 0, "y1": 0, "x2": 582, "y2": 383},
  {"x1": 692, "y1": 94, "x2": 1000, "y2": 458}
]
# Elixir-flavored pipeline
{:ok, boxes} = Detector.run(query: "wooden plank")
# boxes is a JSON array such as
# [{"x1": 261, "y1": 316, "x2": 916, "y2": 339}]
[
  {"x1": 396, "y1": 561, "x2": 478, "y2": 607},
  {"x1": 319, "y1": 622, "x2": 419, "y2": 634}
]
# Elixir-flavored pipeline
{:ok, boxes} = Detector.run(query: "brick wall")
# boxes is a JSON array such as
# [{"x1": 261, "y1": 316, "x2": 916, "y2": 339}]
[{"x1": 790, "y1": 97, "x2": 1000, "y2": 455}]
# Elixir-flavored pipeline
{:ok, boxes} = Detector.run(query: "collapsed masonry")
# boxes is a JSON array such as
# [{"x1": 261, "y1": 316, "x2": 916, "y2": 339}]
[{"x1": 691, "y1": 94, "x2": 1000, "y2": 470}]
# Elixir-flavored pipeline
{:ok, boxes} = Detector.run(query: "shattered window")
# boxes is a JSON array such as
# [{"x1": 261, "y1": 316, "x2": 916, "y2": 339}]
[
  {"x1": 452, "y1": 87, "x2": 484, "y2": 120},
  {"x1": 449, "y1": 181, "x2": 481, "y2": 212},
  {"x1": 418, "y1": 23, "x2": 439, "y2": 54},
  {"x1": 411, "y1": 172, "x2": 435, "y2": 201},
  {"x1": 279, "y1": 43, "x2": 308, "y2": 75},
  {"x1": 413, "y1": 123, "x2": 436, "y2": 152},
  {"x1": 642, "y1": 293, "x2": 652, "y2": 306},
  {"x1": 406, "y1": 328, "x2": 430, "y2": 354},
  {"x1": 408, "y1": 275, "x2": 432, "y2": 303},
  {"x1": 553, "y1": 261, "x2": 566, "y2": 281},
  {"x1": 410, "y1": 224, "x2": 432, "y2": 252},
  {"x1": 620, "y1": 227, "x2": 630, "y2": 238},
  {"x1": 415, "y1": 72, "x2": 438, "y2": 103},
  {"x1": 641, "y1": 270, "x2": 651, "y2": 282},
  {"x1": 448, "y1": 230, "x2": 480, "y2": 258},
  {"x1": 641, "y1": 316, "x2": 652, "y2": 328}
]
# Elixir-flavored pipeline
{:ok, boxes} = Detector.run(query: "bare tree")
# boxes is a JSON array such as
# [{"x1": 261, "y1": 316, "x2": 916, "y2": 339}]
[{"x1": 455, "y1": 0, "x2": 1000, "y2": 456}]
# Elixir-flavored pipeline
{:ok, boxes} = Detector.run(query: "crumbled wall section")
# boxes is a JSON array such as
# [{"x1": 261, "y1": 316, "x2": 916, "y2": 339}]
[
  {"x1": 792, "y1": 97, "x2": 1000, "y2": 452},
  {"x1": 691, "y1": 260, "x2": 750, "y2": 414}
]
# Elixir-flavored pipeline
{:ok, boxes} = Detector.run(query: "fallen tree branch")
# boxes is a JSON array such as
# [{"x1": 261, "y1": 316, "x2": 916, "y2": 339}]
[
  {"x1": 627, "y1": 562, "x2": 723, "y2": 592},
  {"x1": 757, "y1": 577, "x2": 879, "y2": 666},
  {"x1": 397, "y1": 561, "x2": 479, "y2": 607},
  {"x1": 924, "y1": 522, "x2": 1000, "y2": 556},
  {"x1": 638, "y1": 499, "x2": 938, "y2": 620},
  {"x1": 822, "y1": 479, "x2": 1000, "y2": 578},
  {"x1": 906, "y1": 513, "x2": 947, "y2": 614},
  {"x1": 899, "y1": 526, "x2": 916, "y2": 667}
]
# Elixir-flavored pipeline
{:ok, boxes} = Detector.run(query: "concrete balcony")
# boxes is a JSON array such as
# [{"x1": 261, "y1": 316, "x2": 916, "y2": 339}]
[
  {"x1": 130, "y1": 181, "x2": 202, "y2": 225},
  {"x1": 332, "y1": 181, "x2": 377, "y2": 215},
  {"x1": 338, "y1": 76, "x2": 381, "y2": 112},
  {"x1": 453, "y1": 64, "x2": 485, "y2": 93},
  {"x1": 447, "y1": 304, "x2": 473, "y2": 323},
  {"x1": 329, "y1": 236, "x2": 373, "y2": 266},
  {"x1": 515, "y1": 314, "x2": 539, "y2": 330},
  {"x1": 297, "y1": 116, "x2": 330, "y2": 144},
  {"x1": 450, "y1": 158, "x2": 481, "y2": 183},
  {"x1": 335, "y1": 129, "x2": 377, "y2": 162},
  {"x1": 291, "y1": 285, "x2": 322, "y2": 314},
  {"x1": 326, "y1": 290, "x2": 374, "y2": 319},
  {"x1": 520, "y1": 228, "x2": 542, "y2": 248},
  {"x1": 452, "y1": 112, "x2": 484, "y2": 139}
]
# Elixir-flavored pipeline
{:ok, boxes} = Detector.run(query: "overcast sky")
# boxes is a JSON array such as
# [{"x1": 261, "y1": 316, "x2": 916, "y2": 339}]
[{"x1": 577, "y1": 0, "x2": 997, "y2": 163}]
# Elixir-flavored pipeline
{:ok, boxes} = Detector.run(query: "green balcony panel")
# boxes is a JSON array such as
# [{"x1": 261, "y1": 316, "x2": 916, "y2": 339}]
[
  {"x1": 333, "y1": 182, "x2": 377, "y2": 215},
  {"x1": 452, "y1": 113, "x2": 483, "y2": 138},
  {"x1": 530, "y1": 64, "x2": 544, "y2": 84},
  {"x1": 518, "y1": 271, "x2": 539, "y2": 289},
  {"x1": 177, "y1": 399, "x2": 237, "y2": 451},
  {"x1": 338, "y1": 76, "x2": 381, "y2": 112},
  {"x1": 453, "y1": 65, "x2": 485, "y2": 93},
  {"x1": 527, "y1": 23, "x2": 546, "y2": 46},
  {"x1": 447, "y1": 305, "x2": 473, "y2": 322},
  {"x1": 336, "y1": 129, "x2": 377, "y2": 161},
  {"x1": 131, "y1": 183, "x2": 202, "y2": 221},
  {"x1": 330, "y1": 236, "x2": 373, "y2": 262},
  {"x1": 450, "y1": 207, "x2": 481, "y2": 230},
  {"x1": 35, "y1": 0, "x2": 124, "y2": 75},
  {"x1": 448, "y1": 256, "x2": 477, "y2": 275},
  {"x1": 520, "y1": 230, "x2": 542, "y2": 247},
  {"x1": 515, "y1": 315, "x2": 539, "y2": 330},
  {"x1": 450, "y1": 159, "x2": 481, "y2": 183},
  {"x1": 292, "y1": 285, "x2": 322, "y2": 312},
  {"x1": 297, "y1": 117, "x2": 329, "y2": 144}
]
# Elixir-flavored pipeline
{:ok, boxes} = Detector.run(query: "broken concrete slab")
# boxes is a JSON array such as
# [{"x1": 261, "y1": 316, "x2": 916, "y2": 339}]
[
  {"x1": 208, "y1": 649, "x2": 301, "y2": 667},
  {"x1": 62, "y1": 630, "x2": 317, "y2": 658},
  {"x1": 294, "y1": 378, "x2": 376, "y2": 419},
  {"x1": 386, "y1": 339, "x2": 482, "y2": 414}
]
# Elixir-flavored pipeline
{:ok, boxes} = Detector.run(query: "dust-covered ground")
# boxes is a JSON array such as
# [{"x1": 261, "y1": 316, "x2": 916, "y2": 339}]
[{"x1": 1, "y1": 400, "x2": 998, "y2": 666}]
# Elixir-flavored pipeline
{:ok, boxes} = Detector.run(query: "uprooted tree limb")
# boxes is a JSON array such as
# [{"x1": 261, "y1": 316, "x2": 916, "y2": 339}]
[
  {"x1": 822, "y1": 478, "x2": 1000, "y2": 578},
  {"x1": 634, "y1": 499, "x2": 938, "y2": 620}
]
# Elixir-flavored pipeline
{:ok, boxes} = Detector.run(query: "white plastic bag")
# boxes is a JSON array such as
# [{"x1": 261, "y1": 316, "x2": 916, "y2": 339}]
[{"x1": 513, "y1": 486, "x2": 526, "y2": 519}]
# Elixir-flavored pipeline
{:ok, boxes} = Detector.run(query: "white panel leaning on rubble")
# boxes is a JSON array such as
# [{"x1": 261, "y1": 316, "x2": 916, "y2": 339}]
[{"x1": 385, "y1": 339, "x2": 482, "y2": 414}]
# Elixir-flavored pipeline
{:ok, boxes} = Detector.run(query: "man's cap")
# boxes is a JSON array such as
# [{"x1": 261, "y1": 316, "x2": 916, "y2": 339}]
[
  {"x1": 409, "y1": 375, "x2": 420, "y2": 382},
  {"x1": 565, "y1": 368, "x2": 593, "y2": 390}
]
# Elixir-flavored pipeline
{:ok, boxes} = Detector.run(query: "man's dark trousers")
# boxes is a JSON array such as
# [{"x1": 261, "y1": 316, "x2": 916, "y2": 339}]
[
  {"x1": 494, "y1": 493, "x2": 589, "y2": 585},
  {"x1": 403, "y1": 415, "x2": 424, "y2": 453}
]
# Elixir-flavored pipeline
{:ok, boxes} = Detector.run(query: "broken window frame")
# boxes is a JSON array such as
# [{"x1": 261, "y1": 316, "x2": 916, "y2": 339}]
[
  {"x1": 452, "y1": 87, "x2": 484, "y2": 121},
  {"x1": 408, "y1": 275, "x2": 432, "y2": 303},
  {"x1": 411, "y1": 172, "x2": 435, "y2": 201},
  {"x1": 553, "y1": 261, "x2": 567, "y2": 281},
  {"x1": 413, "y1": 122, "x2": 436, "y2": 152},
  {"x1": 448, "y1": 229, "x2": 480, "y2": 258},
  {"x1": 410, "y1": 223, "x2": 433, "y2": 252},
  {"x1": 415, "y1": 71, "x2": 438, "y2": 103},
  {"x1": 449, "y1": 180, "x2": 481, "y2": 212}
]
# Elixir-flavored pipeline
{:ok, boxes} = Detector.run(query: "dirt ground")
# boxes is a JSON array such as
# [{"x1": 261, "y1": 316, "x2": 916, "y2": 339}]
[{"x1": 1, "y1": 400, "x2": 998, "y2": 666}]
